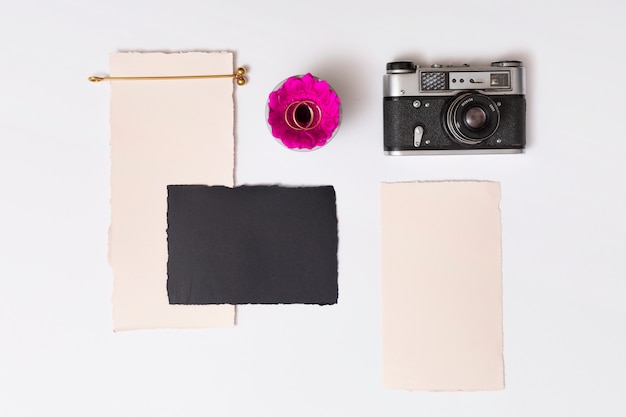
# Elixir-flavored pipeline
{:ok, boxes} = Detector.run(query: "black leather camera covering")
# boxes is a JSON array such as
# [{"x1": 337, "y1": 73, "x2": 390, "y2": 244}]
[{"x1": 383, "y1": 94, "x2": 526, "y2": 152}]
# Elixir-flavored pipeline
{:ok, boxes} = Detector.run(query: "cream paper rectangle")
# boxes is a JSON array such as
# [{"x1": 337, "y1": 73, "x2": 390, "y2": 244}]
[
  {"x1": 109, "y1": 52, "x2": 235, "y2": 331},
  {"x1": 381, "y1": 181, "x2": 504, "y2": 391}
]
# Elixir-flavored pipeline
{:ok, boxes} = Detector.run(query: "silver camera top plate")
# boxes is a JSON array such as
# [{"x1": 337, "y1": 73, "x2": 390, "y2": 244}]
[{"x1": 384, "y1": 61, "x2": 525, "y2": 97}]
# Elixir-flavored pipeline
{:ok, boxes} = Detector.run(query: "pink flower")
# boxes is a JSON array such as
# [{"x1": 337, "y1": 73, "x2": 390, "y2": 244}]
[{"x1": 267, "y1": 73, "x2": 341, "y2": 150}]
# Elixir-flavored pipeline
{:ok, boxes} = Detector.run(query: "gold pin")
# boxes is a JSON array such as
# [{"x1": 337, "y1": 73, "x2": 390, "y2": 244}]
[{"x1": 88, "y1": 67, "x2": 247, "y2": 85}]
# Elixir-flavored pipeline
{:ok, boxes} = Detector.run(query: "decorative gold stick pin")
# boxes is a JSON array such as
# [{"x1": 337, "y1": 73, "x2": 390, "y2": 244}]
[{"x1": 88, "y1": 67, "x2": 247, "y2": 85}]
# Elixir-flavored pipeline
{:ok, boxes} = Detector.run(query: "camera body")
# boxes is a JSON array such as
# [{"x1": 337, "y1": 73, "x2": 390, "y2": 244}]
[{"x1": 383, "y1": 60, "x2": 526, "y2": 155}]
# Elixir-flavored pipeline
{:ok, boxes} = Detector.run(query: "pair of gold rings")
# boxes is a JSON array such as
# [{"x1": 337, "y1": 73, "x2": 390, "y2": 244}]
[{"x1": 283, "y1": 101, "x2": 322, "y2": 131}]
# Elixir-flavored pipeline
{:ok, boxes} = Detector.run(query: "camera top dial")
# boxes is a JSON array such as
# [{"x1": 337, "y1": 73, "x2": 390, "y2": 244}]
[
  {"x1": 491, "y1": 60, "x2": 522, "y2": 67},
  {"x1": 386, "y1": 61, "x2": 417, "y2": 74}
]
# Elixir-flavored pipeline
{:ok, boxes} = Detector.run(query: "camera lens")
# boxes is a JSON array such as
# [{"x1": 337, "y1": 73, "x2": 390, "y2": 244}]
[
  {"x1": 464, "y1": 107, "x2": 487, "y2": 129},
  {"x1": 445, "y1": 93, "x2": 500, "y2": 145}
]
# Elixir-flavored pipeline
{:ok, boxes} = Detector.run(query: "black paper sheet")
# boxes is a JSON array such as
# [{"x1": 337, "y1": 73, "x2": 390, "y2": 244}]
[{"x1": 167, "y1": 185, "x2": 338, "y2": 305}]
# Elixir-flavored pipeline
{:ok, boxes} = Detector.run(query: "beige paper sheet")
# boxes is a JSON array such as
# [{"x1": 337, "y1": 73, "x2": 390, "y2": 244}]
[
  {"x1": 381, "y1": 181, "x2": 504, "y2": 391},
  {"x1": 109, "y1": 52, "x2": 235, "y2": 331}
]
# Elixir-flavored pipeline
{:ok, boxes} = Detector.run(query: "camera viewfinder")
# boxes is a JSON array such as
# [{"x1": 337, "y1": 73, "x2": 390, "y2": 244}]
[{"x1": 490, "y1": 73, "x2": 510, "y2": 88}]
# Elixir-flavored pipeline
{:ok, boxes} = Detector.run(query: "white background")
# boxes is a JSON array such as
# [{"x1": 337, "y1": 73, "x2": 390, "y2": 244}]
[{"x1": 1, "y1": 1, "x2": 625, "y2": 416}]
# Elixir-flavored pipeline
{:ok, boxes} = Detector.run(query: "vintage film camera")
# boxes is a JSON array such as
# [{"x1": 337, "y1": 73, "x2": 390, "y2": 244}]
[{"x1": 383, "y1": 60, "x2": 526, "y2": 155}]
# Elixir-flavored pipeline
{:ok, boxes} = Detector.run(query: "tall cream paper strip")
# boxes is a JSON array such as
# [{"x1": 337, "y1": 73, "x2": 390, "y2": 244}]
[
  {"x1": 109, "y1": 52, "x2": 235, "y2": 331},
  {"x1": 381, "y1": 181, "x2": 504, "y2": 391}
]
